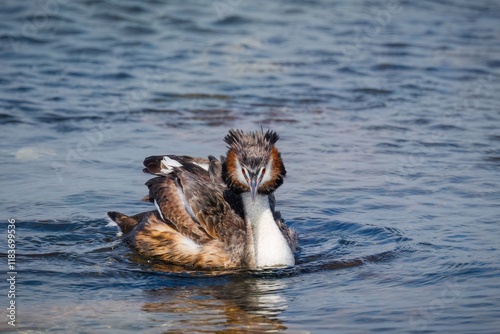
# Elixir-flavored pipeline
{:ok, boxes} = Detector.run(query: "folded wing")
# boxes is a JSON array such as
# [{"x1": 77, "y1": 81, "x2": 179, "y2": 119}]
[{"x1": 143, "y1": 156, "x2": 246, "y2": 251}]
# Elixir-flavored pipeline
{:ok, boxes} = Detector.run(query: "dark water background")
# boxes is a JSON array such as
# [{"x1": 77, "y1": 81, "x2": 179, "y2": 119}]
[{"x1": 1, "y1": 0, "x2": 500, "y2": 333}]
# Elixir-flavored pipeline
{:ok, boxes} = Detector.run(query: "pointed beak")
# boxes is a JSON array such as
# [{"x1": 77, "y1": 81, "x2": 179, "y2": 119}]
[{"x1": 249, "y1": 174, "x2": 258, "y2": 203}]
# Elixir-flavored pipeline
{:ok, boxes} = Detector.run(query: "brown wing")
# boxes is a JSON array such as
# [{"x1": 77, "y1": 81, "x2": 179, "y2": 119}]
[
  {"x1": 145, "y1": 175, "x2": 213, "y2": 244},
  {"x1": 182, "y1": 171, "x2": 250, "y2": 266},
  {"x1": 145, "y1": 161, "x2": 246, "y2": 247},
  {"x1": 143, "y1": 155, "x2": 210, "y2": 176}
]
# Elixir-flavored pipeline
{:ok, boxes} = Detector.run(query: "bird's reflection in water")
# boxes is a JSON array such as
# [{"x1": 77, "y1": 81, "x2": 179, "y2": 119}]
[
  {"x1": 142, "y1": 274, "x2": 290, "y2": 333},
  {"x1": 134, "y1": 243, "x2": 394, "y2": 332}
]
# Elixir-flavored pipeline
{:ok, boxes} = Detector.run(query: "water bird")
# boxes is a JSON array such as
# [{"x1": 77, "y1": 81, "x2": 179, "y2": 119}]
[{"x1": 108, "y1": 129, "x2": 297, "y2": 269}]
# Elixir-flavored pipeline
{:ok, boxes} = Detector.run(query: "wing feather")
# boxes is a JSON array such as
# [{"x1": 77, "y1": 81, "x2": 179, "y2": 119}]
[
  {"x1": 145, "y1": 176, "x2": 212, "y2": 243},
  {"x1": 144, "y1": 158, "x2": 246, "y2": 247},
  {"x1": 143, "y1": 155, "x2": 210, "y2": 175}
]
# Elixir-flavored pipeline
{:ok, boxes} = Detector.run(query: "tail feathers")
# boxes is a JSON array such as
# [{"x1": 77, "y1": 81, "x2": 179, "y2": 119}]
[
  {"x1": 108, "y1": 211, "x2": 145, "y2": 234},
  {"x1": 141, "y1": 195, "x2": 153, "y2": 202}
]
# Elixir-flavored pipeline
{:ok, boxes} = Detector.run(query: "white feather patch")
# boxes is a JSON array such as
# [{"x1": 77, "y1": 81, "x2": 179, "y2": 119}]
[
  {"x1": 193, "y1": 163, "x2": 209, "y2": 171},
  {"x1": 179, "y1": 236, "x2": 202, "y2": 253},
  {"x1": 234, "y1": 159, "x2": 248, "y2": 186},
  {"x1": 154, "y1": 199, "x2": 165, "y2": 221},
  {"x1": 160, "y1": 156, "x2": 183, "y2": 174}
]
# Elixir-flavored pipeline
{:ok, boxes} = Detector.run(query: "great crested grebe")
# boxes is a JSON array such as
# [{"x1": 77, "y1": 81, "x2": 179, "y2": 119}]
[{"x1": 108, "y1": 129, "x2": 297, "y2": 269}]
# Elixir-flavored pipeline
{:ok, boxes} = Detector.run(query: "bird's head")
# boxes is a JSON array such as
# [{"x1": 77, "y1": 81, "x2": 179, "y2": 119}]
[{"x1": 222, "y1": 129, "x2": 286, "y2": 201}]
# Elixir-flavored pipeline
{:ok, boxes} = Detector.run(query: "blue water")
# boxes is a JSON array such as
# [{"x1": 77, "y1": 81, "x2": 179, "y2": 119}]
[{"x1": 1, "y1": 0, "x2": 500, "y2": 332}]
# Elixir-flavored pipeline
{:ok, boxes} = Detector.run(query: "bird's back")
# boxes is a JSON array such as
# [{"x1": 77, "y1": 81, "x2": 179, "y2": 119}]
[{"x1": 109, "y1": 155, "x2": 249, "y2": 268}]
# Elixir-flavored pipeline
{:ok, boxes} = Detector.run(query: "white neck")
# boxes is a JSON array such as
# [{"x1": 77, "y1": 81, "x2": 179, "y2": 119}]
[{"x1": 241, "y1": 193, "x2": 294, "y2": 269}]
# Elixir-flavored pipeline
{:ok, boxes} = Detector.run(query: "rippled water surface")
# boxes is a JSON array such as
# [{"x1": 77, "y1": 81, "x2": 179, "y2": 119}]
[{"x1": 1, "y1": 0, "x2": 500, "y2": 333}]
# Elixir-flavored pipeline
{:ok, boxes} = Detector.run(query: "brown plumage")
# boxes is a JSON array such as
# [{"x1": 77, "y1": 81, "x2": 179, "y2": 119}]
[{"x1": 108, "y1": 129, "x2": 297, "y2": 270}]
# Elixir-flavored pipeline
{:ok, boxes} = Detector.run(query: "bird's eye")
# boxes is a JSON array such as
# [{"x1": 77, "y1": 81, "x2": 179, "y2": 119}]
[
  {"x1": 241, "y1": 168, "x2": 246, "y2": 175},
  {"x1": 261, "y1": 167, "x2": 266, "y2": 175}
]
